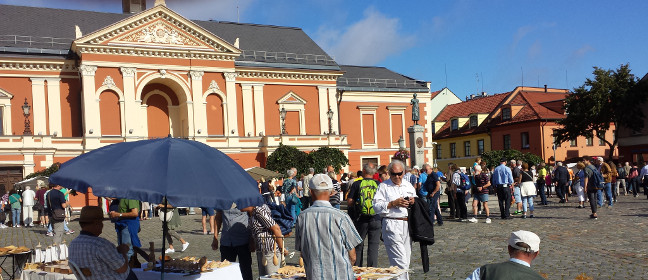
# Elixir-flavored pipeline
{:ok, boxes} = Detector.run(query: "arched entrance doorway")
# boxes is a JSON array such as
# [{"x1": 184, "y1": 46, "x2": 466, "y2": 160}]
[{"x1": 140, "y1": 78, "x2": 190, "y2": 138}]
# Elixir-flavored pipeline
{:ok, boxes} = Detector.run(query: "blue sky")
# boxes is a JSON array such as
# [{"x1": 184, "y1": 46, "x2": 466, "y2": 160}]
[{"x1": 3, "y1": 0, "x2": 647, "y2": 99}]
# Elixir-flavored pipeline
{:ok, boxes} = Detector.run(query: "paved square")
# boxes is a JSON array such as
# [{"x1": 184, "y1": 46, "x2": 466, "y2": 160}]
[{"x1": 2, "y1": 194, "x2": 647, "y2": 279}]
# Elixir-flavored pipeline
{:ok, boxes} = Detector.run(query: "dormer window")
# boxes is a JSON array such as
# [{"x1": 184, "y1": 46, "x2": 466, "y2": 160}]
[
  {"x1": 451, "y1": 119, "x2": 459, "y2": 131},
  {"x1": 469, "y1": 115, "x2": 478, "y2": 128},
  {"x1": 502, "y1": 107, "x2": 511, "y2": 120}
]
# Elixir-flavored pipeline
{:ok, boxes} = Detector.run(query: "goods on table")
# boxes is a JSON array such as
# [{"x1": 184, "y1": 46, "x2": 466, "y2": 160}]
[
  {"x1": 154, "y1": 256, "x2": 231, "y2": 273},
  {"x1": 267, "y1": 266, "x2": 306, "y2": 279},
  {"x1": 23, "y1": 261, "x2": 73, "y2": 275},
  {"x1": 0, "y1": 246, "x2": 30, "y2": 255},
  {"x1": 352, "y1": 266, "x2": 403, "y2": 275}
]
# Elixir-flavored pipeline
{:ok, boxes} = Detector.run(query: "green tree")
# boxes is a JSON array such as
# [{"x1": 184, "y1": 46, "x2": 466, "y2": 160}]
[
  {"x1": 265, "y1": 144, "x2": 309, "y2": 176},
  {"x1": 480, "y1": 150, "x2": 543, "y2": 168},
  {"x1": 309, "y1": 147, "x2": 349, "y2": 174},
  {"x1": 555, "y1": 64, "x2": 647, "y2": 160},
  {"x1": 25, "y1": 162, "x2": 61, "y2": 179}
]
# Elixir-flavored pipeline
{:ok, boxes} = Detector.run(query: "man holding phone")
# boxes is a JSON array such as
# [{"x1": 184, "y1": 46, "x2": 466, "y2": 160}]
[{"x1": 373, "y1": 160, "x2": 417, "y2": 280}]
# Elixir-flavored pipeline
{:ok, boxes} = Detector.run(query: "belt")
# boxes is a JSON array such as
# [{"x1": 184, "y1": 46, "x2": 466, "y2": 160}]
[{"x1": 384, "y1": 217, "x2": 408, "y2": 221}]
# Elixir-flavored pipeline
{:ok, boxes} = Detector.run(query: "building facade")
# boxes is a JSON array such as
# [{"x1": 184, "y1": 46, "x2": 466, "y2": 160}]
[{"x1": 617, "y1": 73, "x2": 648, "y2": 164}]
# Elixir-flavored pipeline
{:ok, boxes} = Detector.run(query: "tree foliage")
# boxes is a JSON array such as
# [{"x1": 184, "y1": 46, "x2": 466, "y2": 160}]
[
  {"x1": 25, "y1": 162, "x2": 61, "y2": 179},
  {"x1": 481, "y1": 150, "x2": 543, "y2": 168},
  {"x1": 266, "y1": 144, "x2": 349, "y2": 176},
  {"x1": 555, "y1": 64, "x2": 646, "y2": 160}
]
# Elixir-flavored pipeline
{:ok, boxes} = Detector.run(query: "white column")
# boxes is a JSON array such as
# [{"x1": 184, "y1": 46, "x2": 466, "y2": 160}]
[
  {"x1": 241, "y1": 84, "x2": 254, "y2": 137},
  {"x1": 317, "y1": 86, "x2": 328, "y2": 134},
  {"x1": 224, "y1": 72, "x2": 238, "y2": 136},
  {"x1": 30, "y1": 78, "x2": 46, "y2": 135},
  {"x1": 326, "y1": 87, "x2": 339, "y2": 134},
  {"x1": 45, "y1": 78, "x2": 62, "y2": 136},
  {"x1": 253, "y1": 84, "x2": 265, "y2": 136},
  {"x1": 79, "y1": 65, "x2": 99, "y2": 138},
  {"x1": 120, "y1": 67, "x2": 137, "y2": 138},
  {"x1": 1, "y1": 104, "x2": 11, "y2": 135},
  {"x1": 190, "y1": 71, "x2": 205, "y2": 138}
]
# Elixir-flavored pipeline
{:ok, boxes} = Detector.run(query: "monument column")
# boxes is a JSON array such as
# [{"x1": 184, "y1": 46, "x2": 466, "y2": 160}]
[{"x1": 408, "y1": 93, "x2": 425, "y2": 167}]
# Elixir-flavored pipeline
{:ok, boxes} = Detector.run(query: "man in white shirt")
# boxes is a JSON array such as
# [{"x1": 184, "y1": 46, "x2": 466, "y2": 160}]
[
  {"x1": 373, "y1": 160, "x2": 417, "y2": 280},
  {"x1": 22, "y1": 186, "x2": 36, "y2": 227}
]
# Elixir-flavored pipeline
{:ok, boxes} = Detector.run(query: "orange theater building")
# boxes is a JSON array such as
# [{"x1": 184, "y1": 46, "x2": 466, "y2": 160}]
[
  {"x1": 488, "y1": 86, "x2": 616, "y2": 163},
  {"x1": 0, "y1": 3, "x2": 433, "y2": 207}
]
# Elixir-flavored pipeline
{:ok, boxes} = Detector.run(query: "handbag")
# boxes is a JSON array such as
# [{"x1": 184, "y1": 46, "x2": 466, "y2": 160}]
[
  {"x1": 48, "y1": 193, "x2": 66, "y2": 221},
  {"x1": 158, "y1": 208, "x2": 174, "y2": 222}
]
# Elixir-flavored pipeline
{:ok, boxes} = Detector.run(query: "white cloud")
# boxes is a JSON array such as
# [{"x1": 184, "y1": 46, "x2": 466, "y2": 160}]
[{"x1": 315, "y1": 7, "x2": 416, "y2": 66}]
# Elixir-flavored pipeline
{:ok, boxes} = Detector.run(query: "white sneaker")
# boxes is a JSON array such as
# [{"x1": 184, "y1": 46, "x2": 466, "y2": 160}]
[
  {"x1": 165, "y1": 248, "x2": 175, "y2": 254},
  {"x1": 181, "y1": 242, "x2": 189, "y2": 252},
  {"x1": 485, "y1": 218, "x2": 492, "y2": 224},
  {"x1": 468, "y1": 217, "x2": 478, "y2": 223}
]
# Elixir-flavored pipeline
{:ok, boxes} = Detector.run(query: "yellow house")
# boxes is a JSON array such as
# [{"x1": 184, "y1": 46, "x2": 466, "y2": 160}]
[{"x1": 432, "y1": 92, "x2": 509, "y2": 170}]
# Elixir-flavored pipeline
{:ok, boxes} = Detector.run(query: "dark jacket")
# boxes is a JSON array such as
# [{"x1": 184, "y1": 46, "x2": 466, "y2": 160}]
[
  {"x1": 408, "y1": 197, "x2": 435, "y2": 273},
  {"x1": 554, "y1": 166, "x2": 570, "y2": 184}
]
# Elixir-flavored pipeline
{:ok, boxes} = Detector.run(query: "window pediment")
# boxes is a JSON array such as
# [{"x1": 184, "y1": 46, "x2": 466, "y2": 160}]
[
  {"x1": 278, "y1": 91, "x2": 307, "y2": 105},
  {"x1": 0, "y1": 88, "x2": 14, "y2": 99}
]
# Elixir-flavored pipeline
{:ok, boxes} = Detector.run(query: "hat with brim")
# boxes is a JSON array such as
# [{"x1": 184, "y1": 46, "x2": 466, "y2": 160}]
[
  {"x1": 79, "y1": 206, "x2": 104, "y2": 223},
  {"x1": 508, "y1": 230, "x2": 540, "y2": 253},
  {"x1": 310, "y1": 174, "x2": 333, "y2": 190}
]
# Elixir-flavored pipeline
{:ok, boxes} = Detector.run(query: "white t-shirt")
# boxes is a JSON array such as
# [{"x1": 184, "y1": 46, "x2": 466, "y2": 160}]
[{"x1": 22, "y1": 189, "x2": 36, "y2": 206}]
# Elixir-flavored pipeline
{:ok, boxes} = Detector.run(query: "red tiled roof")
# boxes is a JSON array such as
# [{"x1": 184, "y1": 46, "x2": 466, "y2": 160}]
[
  {"x1": 492, "y1": 91, "x2": 567, "y2": 125},
  {"x1": 430, "y1": 89, "x2": 443, "y2": 99},
  {"x1": 433, "y1": 92, "x2": 509, "y2": 139}
]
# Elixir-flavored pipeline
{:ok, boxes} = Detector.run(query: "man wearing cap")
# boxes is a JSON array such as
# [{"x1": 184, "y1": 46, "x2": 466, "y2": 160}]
[
  {"x1": 466, "y1": 230, "x2": 544, "y2": 280},
  {"x1": 295, "y1": 174, "x2": 362, "y2": 280},
  {"x1": 492, "y1": 158, "x2": 514, "y2": 219},
  {"x1": 69, "y1": 206, "x2": 134, "y2": 280},
  {"x1": 373, "y1": 160, "x2": 417, "y2": 280},
  {"x1": 596, "y1": 157, "x2": 614, "y2": 207}
]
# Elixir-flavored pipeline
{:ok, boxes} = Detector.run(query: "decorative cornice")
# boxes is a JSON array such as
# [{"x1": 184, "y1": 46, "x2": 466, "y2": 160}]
[
  {"x1": 0, "y1": 62, "x2": 76, "y2": 72},
  {"x1": 237, "y1": 70, "x2": 337, "y2": 81},
  {"x1": 224, "y1": 72, "x2": 237, "y2": 82},
  {"x1": 76, "y1": 45, "x2": 237, "y2": 61},
  {"x1": 102, "y1": 76, "x2": 116, "y2": 89},
  {"x1": 79, "y1": 65, "x2": 98, "y2": 76},
  {"x1": 189, "y1": 70, "x2": 204, "y2": 81},
  {"x1": 120, "y1": 67, "x2": 136, "y2": 77}
]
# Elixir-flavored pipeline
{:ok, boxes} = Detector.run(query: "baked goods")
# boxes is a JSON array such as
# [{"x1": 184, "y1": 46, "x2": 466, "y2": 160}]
[{"x1": 353, "y1": 266, "x2": 403, "y2": 275}]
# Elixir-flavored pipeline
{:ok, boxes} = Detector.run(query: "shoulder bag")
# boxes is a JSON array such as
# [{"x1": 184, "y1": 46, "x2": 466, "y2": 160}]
[{"x1": 48, "y1": 192, "x2": 66, "y2": 221}]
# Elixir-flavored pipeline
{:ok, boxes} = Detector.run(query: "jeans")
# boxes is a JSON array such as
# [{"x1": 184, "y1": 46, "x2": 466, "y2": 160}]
[
  {"x1": 11, "y1": 207, "x2": 20, "y2": 226},
  {"x1": 587, "y1": 192, "x2": 598, "y2": 214},
  {"x1": 596, "y1": 189, "x2": 604, "y2": 207},
  {"x1": 496, "y1": 185, "x2": 511, "y2": 218},
  {"x1": 556, "y1": 182, "x2": 568, "y2": 202},
  {"x1": 522, "y1": 196, "x2": 534, "y2": 213},
  {"x1": 537, "y1": 182, "x2": 547, "y2": 205},
  {"x1": 628, "y1": 178, "x2": 638, "y2": 195},
  {"x1": 428, "y1": 192, "x2": 443, "y2": 225},
  {"x1": 332, "y1": 204, "x2": 340, "y2": 209},
  {"x1": 48, "y1": 219, "x2": 69, "y2": 233},
  {"x1": 447, "y1": 191, "x2": 457, "y2": 217},
  {"x1": 221, "y1": 244, "x2": 253, "y2": 280},
  {"x1": 354, "y1": 216, "x2": 381, "y2": 267},
  {"x1": 52, "y1": 220, "x2": 64, "y2": 244},
  {"x1": 603, "y1": 183, "x2": 613, "y2": 206},
  {"x1": 116, "y1": 224, "x2": 134, "y2": 260},
  {"x1": 455, "y1": 191, "x2": 467, "y2": 219}
]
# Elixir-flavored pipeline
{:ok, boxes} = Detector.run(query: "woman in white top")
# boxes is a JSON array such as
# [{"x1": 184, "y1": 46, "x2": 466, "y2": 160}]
[{"x1": 519, "y1": 163, "x2": 537, "y2": 219}]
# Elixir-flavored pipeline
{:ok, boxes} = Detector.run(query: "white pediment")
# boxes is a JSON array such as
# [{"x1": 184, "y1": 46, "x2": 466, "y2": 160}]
[
  {"x1": 73, "y1": 5, "x2": 240, "y2": 54},
  {"x1": 277, "y1": 91, "x2": 307, "y2": 105},
  {"x1": 0, "y1": 88, "x2": 14, "y2": 99}
]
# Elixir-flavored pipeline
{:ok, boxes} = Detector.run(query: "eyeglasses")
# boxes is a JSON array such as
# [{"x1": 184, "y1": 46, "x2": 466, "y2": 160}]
[{"x1": 389, "y1": 171, "x2": 404, "y2": 176}]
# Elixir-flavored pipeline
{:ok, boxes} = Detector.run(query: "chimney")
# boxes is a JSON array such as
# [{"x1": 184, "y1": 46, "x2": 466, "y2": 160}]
[
  {"x1": 544, "y1": 84, "x2": 547, "y2": 92},
  {"x1": 122, "y1": 0, "x2": 146, "y2": 14},
  {"x1": 470, "y1": 94, "x2": 475, "y2": 99},
  {"x1": 481, "y1": 91, "x2": 487, "y2": 96}
]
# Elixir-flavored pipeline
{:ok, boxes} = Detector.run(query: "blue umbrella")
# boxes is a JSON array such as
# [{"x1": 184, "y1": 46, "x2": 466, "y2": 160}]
[{"x1": 49, "y1": 137, "x2": 263, "y2": 209}]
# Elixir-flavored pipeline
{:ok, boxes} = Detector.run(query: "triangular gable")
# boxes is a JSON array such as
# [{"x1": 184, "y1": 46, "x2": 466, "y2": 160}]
[
  {"x1": 277, "y1": 91, "x2": 307, "y2": 104},
  {"x1": 73, "y1": 5, "x2": 240, "y2": 54},
  {"x1": 0, "y1": 88, "x2": 14, "y2": 99}
]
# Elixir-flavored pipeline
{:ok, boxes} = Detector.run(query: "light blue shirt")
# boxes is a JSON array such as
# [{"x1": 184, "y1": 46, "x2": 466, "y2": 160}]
[
  {"x1": 466, "y1": 258, "x2": 531, "y2": 280},
  {"x1": 418, "y1": 173, "x2": 428, "y2": 196},
  {"x1": 492, "y1": 163, "x2": 514, "y2": 185}
]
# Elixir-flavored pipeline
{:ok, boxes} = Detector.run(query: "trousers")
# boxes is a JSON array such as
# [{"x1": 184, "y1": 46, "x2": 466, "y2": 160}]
[
  {"x1": 382, "y1": 219, "x2": 410, "y2": 280},
  {"x1": 454, "y1": 192, "x2": 467, "y2": 219},
  {"x1": 428, "y1": 192, "x2": 443, "y2": 224},
  {"x1": 354, "y1": 216, "x2": 381, "y2": 267},
  {"x1": 496, "y1": 185, "x2": 511, "y2": 218},
  {"x1": 23, "y1": 206, "x2": 34, "y2": 225},
  {"x1": 221, "y1": 244, "x2": 253, "y2": 280}
]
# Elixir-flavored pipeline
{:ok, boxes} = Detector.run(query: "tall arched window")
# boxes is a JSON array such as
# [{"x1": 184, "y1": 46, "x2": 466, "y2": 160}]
[
  {"x1": 205, "y1": 94, "x2": 224, "y2": 136},
  {"x1": 146, "y1": 94, "x2": 170, "y2": 138},
  {"x1": 99, "y1": 90, "x2": 121, "y2": 136}
]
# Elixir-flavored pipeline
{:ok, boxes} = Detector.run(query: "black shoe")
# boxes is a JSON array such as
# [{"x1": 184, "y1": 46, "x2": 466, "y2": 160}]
[
  {"x1": 436, "y1": 222, "x2": 443, "y2": 226},
  {"x1": 505, "y1": 216, "x2": 514, "y2": 220}
]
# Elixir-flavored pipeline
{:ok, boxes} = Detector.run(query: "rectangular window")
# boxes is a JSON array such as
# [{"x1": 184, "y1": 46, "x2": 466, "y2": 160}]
[
  {"x1": 362, "y1": 114, "x2": 376, "y2": 145},
  {"x1": 586, "y1": 136, "x2": 593, "y2": 146},
  {"x1": 436, "y1": 144, "x2": 442, "y2": 159},
  {"x1": 391, "y1": 114, "x2": 403, "y2": 144},
  {"x1": 503, "y1": 134, "x2": 511, "y2": 150},
  {"x1": 552, "y1": 129, "x2": 558, "y2": 146},
  {"x1": 451, "y1": 119, "x2": 458, "y2": 131},
  {"x1": 450, "y1": 143, "x2": 457, "y2": 158},
  {"x1": 521, "y1": 132, "x2": 529, "y2": 149},
  {"x1": 431, "y1": 122, "x2": 435, "y2": 136},
  {"x1": 477, "y1": 139, "x2": 485, "y2": 155},
  {"x1": 598, "y1": 136, "x2": 605, "y2": 146},
  {"x1": 502, "y1": 108, "x2": 511, "y2": 120},
  {"x1": 570, "y1": 139, "x2": 577, "y2": 147},
  {"x1": 464, "y1": 141, "x2": 471, "y2": 157},
  {"x1": 469, "y1": 116, "x2": 478, "y2": 128}
]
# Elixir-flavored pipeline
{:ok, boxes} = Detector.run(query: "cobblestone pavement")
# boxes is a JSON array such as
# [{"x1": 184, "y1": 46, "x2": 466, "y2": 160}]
[{"x1": 2, "y1": 194, "x2": 648, "y2": 280}]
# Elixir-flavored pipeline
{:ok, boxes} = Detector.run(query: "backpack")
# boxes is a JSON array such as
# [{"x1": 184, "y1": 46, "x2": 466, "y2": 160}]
[
  {"x1": 586, "y1": 165, "x2": 605, "y2": 190},
  {"x1": 459, "y1": 173, "x2": 471, "y2": 191},
  {"x1": 617, "y1": 167, "x2": 627, "y2": 179},
  {"x1": 265, "y1": 203, "x2": 294, "y2": 235},
  {"x1": 357, "y1": 179, "x2": 379, "y2": 216}
]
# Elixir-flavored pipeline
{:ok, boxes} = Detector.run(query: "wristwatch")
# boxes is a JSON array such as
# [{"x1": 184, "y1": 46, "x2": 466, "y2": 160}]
[{"x1": 119, "y1": 213, "x2": 123, "y2": 217}]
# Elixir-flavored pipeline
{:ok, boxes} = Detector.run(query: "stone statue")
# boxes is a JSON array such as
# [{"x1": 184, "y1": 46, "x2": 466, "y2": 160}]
[{"x1": 411, "y1": 93, "x2": 420, "y2": 125}]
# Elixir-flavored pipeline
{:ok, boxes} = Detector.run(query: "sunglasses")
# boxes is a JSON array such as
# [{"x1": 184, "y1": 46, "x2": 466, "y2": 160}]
[{"x1": 389, "y1": 171, "x2": 404, "y2": 176}]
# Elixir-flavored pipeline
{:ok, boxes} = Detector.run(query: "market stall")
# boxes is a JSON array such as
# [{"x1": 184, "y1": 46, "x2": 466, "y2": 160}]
[{"x1": 259, "y1": 266, "x2": 407, "y2": 280}]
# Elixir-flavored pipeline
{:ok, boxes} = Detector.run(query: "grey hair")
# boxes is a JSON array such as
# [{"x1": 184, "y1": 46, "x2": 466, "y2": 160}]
[
  {"x1": 308, "y1": 168, "x2": 315, "y2": 174},
  {"x1": 328, "y1": 172, "x2": 336, "y2": 179},
  {"x1": 362, "y1": 163, "x2": 376, "y2": 176},
  {"x1": 557, "y1": 162, "x2": 563, "y2": 166},
  {"x1": 311, "y1": 188, "x2": 331, "y2": 196},
  {"x1": 287, "y1": 169, "x2": 296, "y2": 177},
  {"x1": 517, "y1": 160, "x2": 523, "y2": 166},
  {"x1": 510, "y1": 160, "x2": 517, "y2": 165},
  {"x1": 422, "y1": 163, "x2": 431, "y2": 170},
  {"x1": 388, "y1": 160, "x2": 405, "y2": 172},
  {"x1": 474, "y1": 165, "x2": 482, "y2": 172}
]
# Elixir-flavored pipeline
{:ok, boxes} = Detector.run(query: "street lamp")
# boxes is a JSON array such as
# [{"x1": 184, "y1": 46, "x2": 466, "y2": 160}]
[
  {"x1": 398, "y1": 135, "x2": 405, "y2": 149},
  {"x1": 326, "y1": 106, "x2": 334, "y2": 135},
  {"x1": 22, "y1": 98, "x2": 31, "y2": 135},
  {"x1": 279, "y1": 107, "x2": 287, "y2": 135}
]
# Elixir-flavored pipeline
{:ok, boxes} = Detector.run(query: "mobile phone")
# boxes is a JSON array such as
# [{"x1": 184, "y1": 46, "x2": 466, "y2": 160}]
[{"x1": 404, "y1": 196, "x2": 410, "y2": 200}]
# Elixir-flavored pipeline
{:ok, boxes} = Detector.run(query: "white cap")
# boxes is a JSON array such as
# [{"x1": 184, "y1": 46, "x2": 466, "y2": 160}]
[
  {"x1": 413, "y1": 165, "x2": 420, "y2": 170},
  {"x1": 508, "y1": 230, "x2": 540, "y2": 253},
  {"x1": 310, "y1": 174, "x2": 333, "y2": 190},
  {"x1": 597, "y1": 157, "x2": 604, "y2": 162}
]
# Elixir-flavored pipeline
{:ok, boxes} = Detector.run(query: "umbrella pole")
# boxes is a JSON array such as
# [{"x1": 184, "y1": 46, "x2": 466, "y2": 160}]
[{"x1": 161, "y1": 197, "x2": 168, "y2": 280}]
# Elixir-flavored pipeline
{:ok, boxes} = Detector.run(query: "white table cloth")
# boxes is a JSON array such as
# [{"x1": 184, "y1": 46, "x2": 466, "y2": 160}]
[
  {"x1": 133, "y1": 262, "x2": 243, "y2": 280},
  {"x1": 21, "y1": 269, "x2": 77, "y2": 280}
]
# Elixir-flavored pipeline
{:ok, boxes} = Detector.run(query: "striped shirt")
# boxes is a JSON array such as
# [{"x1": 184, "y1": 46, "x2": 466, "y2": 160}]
[
  {"x1": 295, "y1": 200, "x2": 363, "y2": 280},
  {"x1": 249, "y1": 204, "x2": 278, "y2": 255},
  {"x1": 329, "y1": 180, "x2": 342, "y2": 205},
  {"x1": 69, "y1": 232, "x2": 128, "y2": 280}
]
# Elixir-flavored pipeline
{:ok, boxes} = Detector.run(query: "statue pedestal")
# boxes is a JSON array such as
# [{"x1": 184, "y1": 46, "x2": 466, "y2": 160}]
[{"x1": 408, "y1": 125, "x2": 425, "y2": 167}]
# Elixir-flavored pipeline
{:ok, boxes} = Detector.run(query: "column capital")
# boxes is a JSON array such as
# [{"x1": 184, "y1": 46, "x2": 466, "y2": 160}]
[
  {"x1": 45, "y1": 78, "x2": 61, "y2": 83},
  {"x1": 224, "y1": 72, "x2": 238, "y2": 82},
  {"x1": 189, "y1": 70, "x2": 205, "y2": 81},
  {"x1": 79, "y1": 65, "x2": 98, "y2": 76},
  {"x1": 29, "y1": 78, "x2": 46, "y2": 85},
  {"x1": 120, "y1": 67, "x2": 136, "y2": 77}
]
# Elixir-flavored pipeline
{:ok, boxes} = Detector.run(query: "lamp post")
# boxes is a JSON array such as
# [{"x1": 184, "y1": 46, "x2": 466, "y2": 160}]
[
  {"x1": 398, "y1": 135, "x2": 405, "y2": 149},
  {"x1": 279, "y1": 107, "x2": 287, "y2": 135},
  {"x1": 326, "y1": 106, "x2": 334, "y2": 135},
  {"x1": 22, "y1": 98, "x2": 31, "y2": 135}
]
